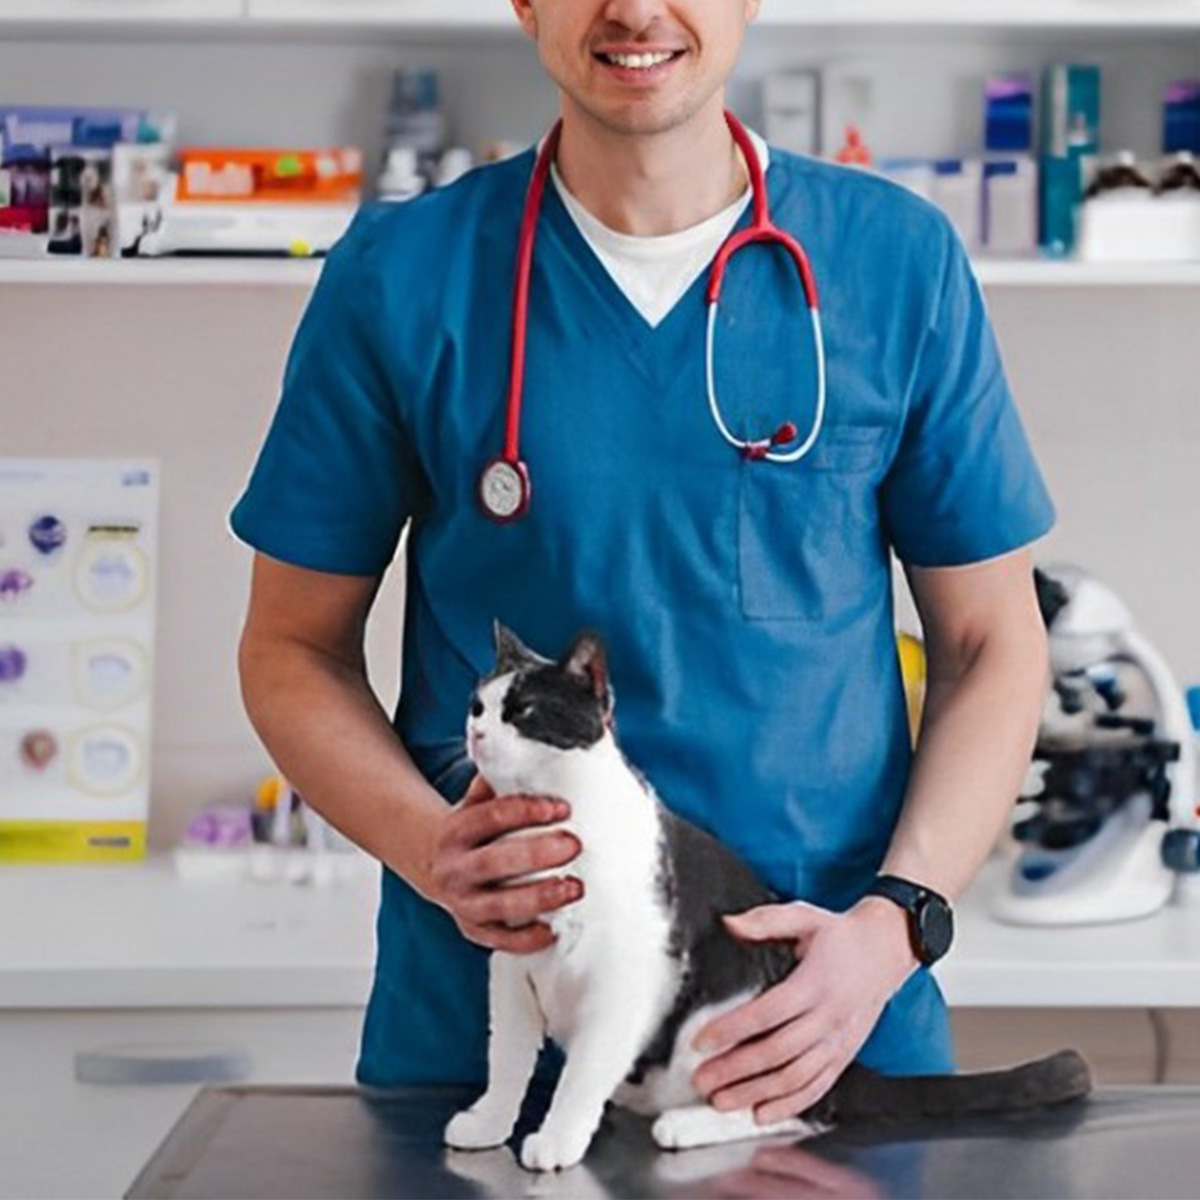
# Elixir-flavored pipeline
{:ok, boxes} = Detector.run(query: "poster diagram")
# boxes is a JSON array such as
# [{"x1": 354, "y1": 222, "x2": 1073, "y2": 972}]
[{"x1": 0, "y1": 460, "x2": 158, "y2": 862}]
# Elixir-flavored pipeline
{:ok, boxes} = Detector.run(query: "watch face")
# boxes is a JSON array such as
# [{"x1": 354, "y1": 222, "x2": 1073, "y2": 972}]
[{"x1": 917, "y1": 898, "x2": 954, "y2": 964}]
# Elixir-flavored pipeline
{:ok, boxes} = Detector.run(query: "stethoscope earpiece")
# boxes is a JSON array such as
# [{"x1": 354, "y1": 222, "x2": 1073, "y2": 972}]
[{"x1": 480, "y1": 111, "x2": 827, "y2": 522}]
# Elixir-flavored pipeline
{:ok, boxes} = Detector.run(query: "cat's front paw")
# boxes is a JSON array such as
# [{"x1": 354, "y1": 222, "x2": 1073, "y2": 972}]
[
  {"x1": 519, "y1": 1127, "x2": 592, "y2": 1172},
  {"x1": 444, "y1": 1106, "x2": 514, "y2": 1151},
  {"x1": 652, "y1": 1107, "x2": 715, "y2": 1150}
]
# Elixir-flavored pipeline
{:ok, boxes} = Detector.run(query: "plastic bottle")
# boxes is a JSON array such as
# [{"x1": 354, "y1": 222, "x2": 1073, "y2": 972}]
[
  {"x1": 1085, "y1": 150, "x2": 1153, "y2": 199},
  {"x1": 834, "y1": 124, "x2": 872, "y2": 168},
  {"x1": 377, "y1": 146, "x2": 426, "y2": 203},
  {"x1": 1156, "y1": 151, "x2": 1200, "y2": 195}
]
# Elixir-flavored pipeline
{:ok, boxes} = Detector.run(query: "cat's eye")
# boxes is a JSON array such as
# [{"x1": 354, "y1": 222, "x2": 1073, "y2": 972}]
[{"x1": 470, "y1": 698, "x2": 484, "y2": 718}]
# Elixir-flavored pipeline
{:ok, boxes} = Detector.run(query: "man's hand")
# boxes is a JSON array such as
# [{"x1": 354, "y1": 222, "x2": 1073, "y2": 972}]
[
  {"x1": 425, "y1": 774, "x2": 583, "y2": 954},
  {"x1": 690, "y1": 899, "x2": 918, "y2": 1124}
]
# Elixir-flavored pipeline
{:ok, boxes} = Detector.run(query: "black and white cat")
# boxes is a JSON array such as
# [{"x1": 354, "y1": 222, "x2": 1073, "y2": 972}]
[{"x1": 444, "y1": 624, "x2": 1091, "y2": 1173}]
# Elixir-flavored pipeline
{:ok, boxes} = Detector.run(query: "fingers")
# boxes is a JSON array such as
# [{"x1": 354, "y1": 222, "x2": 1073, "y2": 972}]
[
  {"x1": 724, "y1": 901, "x2": 832, "y2": 943},
  {"x1": 471, "y1": 829, "x2": 581, "y2": 885},
  {"x1": 451, "y1": 794, "x2": 570, "y2": 850},
  {"x1": 694, "y1": 978, "x2": 816, "y2": 1054},
  {"x1": 755, "y1": 1064, "x2": 842, "y2": 1126},
  {"x1": 709, "y1": 1042, "x2": 826, "y2": 1113},
  {"x1": 459, "y1": 875, "x2": 585, "y2": 930},
  {"x1": 459, "y1": 918, "x2": 558, "y2": 955},
  {"x1": 694, "y1": 1012, "x2": 823, "y2": 1101}
]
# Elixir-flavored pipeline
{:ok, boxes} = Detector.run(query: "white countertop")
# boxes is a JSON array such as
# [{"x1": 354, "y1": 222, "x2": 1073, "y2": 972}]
[{"x1": 1, "y1": 855, "x2": 1198, "y2": 1010}]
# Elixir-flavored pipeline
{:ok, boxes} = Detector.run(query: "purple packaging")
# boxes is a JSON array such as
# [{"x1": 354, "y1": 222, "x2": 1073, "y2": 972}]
[{"x1": 985, "y1": 75, "x2": 1035, "y2": 154}]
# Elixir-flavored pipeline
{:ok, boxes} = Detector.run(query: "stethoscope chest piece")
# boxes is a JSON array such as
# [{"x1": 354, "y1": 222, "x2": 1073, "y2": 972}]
[
  {"x1": 479, "y1": 111, "x2": 825, "y2": 523},
  {"x1": 479, "y1": 457, "x2": 531, "y2": 523}
]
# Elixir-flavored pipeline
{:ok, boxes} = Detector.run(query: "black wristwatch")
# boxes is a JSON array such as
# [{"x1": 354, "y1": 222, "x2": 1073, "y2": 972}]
[{"x1": 865, "y1": 874, "x2": 954, "y2": 966}]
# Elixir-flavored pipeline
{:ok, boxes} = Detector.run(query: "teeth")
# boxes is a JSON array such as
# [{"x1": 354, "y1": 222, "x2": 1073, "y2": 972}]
[{"x1": 604, "y1": 51, "x2": 677, "y2": 70}]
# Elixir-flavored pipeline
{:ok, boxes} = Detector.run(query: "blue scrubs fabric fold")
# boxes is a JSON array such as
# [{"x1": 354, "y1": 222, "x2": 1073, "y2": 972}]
[{"x1": 229, "y1": 145, "x2": 1052, "y2": 1088}]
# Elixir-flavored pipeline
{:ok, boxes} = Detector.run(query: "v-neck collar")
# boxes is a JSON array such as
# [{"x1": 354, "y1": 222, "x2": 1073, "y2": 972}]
[{"x1": 539, "y1": 170, "x2": 763, "y2": 377}]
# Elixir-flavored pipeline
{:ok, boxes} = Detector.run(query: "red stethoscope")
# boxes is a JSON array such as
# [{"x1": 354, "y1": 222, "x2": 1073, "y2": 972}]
[{"x1": 478, "y1": 111, "x2": 827, "y2": 524}]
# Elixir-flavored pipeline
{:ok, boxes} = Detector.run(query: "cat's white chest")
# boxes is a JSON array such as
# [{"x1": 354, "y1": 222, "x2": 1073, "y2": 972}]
[{"x1": 513, "y1": 753, "x2": 675, "y2": 1050}]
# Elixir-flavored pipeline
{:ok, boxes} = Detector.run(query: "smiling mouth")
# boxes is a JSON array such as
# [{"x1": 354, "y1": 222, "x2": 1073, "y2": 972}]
[{"x1": 595, "y1": 49, "x2": 686, "y2": 72}]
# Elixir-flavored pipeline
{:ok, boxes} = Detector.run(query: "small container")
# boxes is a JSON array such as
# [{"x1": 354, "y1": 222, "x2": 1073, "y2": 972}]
[
  {"x1": 931, "y1": 159, "x2": 983, "y2": 252},
  {"x1": 983, "y1": 158, "x2": 1038, "y2": 256},
  {"x1": 986, "y1": 74, "x2": 1035, "y2": 154},
  {"x1": 1163, "y1": 81, "x2": 1200, "y2": 156},
  {"x1": 1040, "y1": 154, "x2": 1085, "y2": 256},
  {"x1": 377, "y1": 145, "x2": 426, "y2": 203},
  {"x1": 1086, "y1": 151, "x2": 1152, "y2": 200},
  {"x1": 1156, "y1": 151, "x2": 1200, "y2": 196}
]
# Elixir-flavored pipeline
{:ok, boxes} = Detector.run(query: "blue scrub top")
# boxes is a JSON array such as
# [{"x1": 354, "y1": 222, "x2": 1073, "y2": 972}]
[{"x1": 231, "y1": 143, "x2": 1055, "y2": 1088}]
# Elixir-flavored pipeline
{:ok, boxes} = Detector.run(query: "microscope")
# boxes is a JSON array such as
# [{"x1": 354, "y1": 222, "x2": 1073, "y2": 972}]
[{"x1": 992, "y1": 564, "x2": 1200, "y2": 926}]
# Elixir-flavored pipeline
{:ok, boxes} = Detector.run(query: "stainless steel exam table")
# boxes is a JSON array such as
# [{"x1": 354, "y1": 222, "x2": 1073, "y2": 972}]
[{"x1": 126, "y1": 1082, "x2": 1200, "y2": 1199}]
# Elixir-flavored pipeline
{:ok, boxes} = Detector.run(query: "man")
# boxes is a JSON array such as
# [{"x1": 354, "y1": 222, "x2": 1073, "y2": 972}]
[{"x1": 232, "y1": 0, "x2": 1054, "y2": 1127}]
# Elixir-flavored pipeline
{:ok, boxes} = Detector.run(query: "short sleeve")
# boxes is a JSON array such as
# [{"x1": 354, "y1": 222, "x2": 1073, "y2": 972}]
[
  {"x1": 879, "y1": 230, "x2": 1055, "y2": 568},
  {"x1": 229, "y1": 213, "x2": 426, "y2": 575}
]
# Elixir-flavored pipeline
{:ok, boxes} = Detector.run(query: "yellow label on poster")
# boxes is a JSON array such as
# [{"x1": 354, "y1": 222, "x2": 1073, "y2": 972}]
[{"x1": 0, "y1": 821, "x2": 146, "y2": 863}]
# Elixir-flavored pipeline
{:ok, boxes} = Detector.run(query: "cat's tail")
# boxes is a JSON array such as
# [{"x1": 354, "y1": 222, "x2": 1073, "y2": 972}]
[{"x1": 819, "y1": 1050, "x2": 1092, "y2": 1123}]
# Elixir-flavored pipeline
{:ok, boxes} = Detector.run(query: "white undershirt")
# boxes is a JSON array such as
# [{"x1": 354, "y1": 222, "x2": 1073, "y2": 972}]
[{"x1": 550, "y1": 128, "x2": 771, "y2": 329}]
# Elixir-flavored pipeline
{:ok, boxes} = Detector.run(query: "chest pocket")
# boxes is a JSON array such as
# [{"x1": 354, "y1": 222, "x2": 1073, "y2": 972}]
[{"x1": 738, "y1": 424, "x2": 890, "y2": 622}]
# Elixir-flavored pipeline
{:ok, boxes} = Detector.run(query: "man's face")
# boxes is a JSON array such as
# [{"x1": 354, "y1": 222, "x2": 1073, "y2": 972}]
[{"x1": 512, "y1": 0, "x2": 760, "y2": 137}]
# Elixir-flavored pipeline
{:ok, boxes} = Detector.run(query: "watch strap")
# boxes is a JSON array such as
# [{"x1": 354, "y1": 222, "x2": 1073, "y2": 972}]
[
  {"x1": 868, "y1": 874, "x2": 939, "y2": 911},
  {"x1": 866, "y1": 874, "x2": 953, "y2": 966}
]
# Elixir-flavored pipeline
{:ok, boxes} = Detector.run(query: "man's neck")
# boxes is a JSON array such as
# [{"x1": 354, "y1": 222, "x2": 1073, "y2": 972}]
[{"x1": 553, "y1": 98, "x2": 748, "y2": 238}]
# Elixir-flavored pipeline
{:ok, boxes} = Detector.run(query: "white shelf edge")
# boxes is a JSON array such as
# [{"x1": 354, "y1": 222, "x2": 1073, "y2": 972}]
[
  {"x1": 2, "y1": 256, "x2": 1200, "y2": 289},
  {"x1": 973, "y1": 260, "x2": 1200, "y2": 287},
  {"x1": 5, "y1": 1, "x2": 1200, "y2": 34},
  {"x1": 0, "y1": 257, "x2": 325, "y2": 287},
  {"x1": 757, "y1": 0, "x2": 1200, "y2": 29}
]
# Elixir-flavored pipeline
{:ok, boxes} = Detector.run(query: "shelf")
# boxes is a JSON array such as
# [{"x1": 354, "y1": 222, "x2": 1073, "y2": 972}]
[
  {"x1": 972, "y1": 259, "x2": 1200, "y2": 287},
  {"x1": 0, "y1": 257, "x2": 324, "y2": 287},
  {"x1": 0, "y1": 0, "x2": 243, "y2": 21},
  {"x1": 758, "y1": 0, "x2": 1200, "y2": 30},
  {"x1": 2, "y1": 256, "x2": 1200, "y2": 290},
  {"x1": 1, "y1": 0, "x2": 1200, "y2": 33}
]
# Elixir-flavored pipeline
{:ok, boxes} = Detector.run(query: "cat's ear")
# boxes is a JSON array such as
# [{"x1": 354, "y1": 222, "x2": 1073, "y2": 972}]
[
  {"x1": 561, "y1": 632, "x2": 610, "y2": 703},
  {"x1": 493, "y1": 621, "x2": 542, "y2": 674}
]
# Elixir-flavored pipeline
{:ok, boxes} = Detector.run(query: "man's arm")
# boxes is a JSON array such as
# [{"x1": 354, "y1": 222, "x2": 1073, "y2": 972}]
[
  {"x1": 238, "y1": 552, "x2": 582, "y2": 952},
  {"x1": 880, "y1": 546, "x2": 1048, "y2": 897},
  {"x1": 691, "y1": 547, "x2": 1048, "y2": 1122}
]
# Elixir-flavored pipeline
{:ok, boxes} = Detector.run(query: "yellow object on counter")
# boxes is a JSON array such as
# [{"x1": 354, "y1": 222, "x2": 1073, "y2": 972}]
[
  {"x1": 255, "y1": 774, "x2": 288, "y2": 812},
  {"x1": 897, "y1": 632, "x2": 927, "y2": 745}
]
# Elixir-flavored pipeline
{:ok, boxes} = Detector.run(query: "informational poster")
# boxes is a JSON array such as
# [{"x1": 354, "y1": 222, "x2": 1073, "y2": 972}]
[{"x1": 0, "y1": 460, "x2": 158, "y2": 862}]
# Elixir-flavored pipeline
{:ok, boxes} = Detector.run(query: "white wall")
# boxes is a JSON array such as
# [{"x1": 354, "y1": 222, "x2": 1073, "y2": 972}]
[{"x1": 2, "y1": 24, "x2": 1199, "y2": 847}]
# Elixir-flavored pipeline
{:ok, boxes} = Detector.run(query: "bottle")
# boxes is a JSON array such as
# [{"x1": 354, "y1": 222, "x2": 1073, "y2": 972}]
[
  {"x1": 380, "y1": 68, "x2": 445, "y2": 194},
  {"x1": 1085, "y1": 151, "x2": 1152, "y2": 200},
  {"x1": 834, "y1": 124, "x2": 872, "y2": 168},
  {"x1": 377, "y1": 146, "x2": 426, "y2": 204},
  {"x1": 434, "y1": 147, "x2": 474, "y2": 189},
  {"x1": 1156, "y1": 151, "x2": 1200, "y2": 195}
]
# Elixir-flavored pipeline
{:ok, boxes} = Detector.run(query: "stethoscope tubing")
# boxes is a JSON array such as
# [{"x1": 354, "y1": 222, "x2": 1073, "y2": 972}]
[
  {"x1": 482, "y1": 111, "x2": 826, "y2": 520},
  {"x1": 705, "y1": 303, "x2": 827, "y2": 463}
]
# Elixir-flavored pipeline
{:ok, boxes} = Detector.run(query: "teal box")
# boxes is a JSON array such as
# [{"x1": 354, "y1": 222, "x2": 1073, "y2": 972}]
[
  {"x1": 1041, "y1": 64, "x2": 1101, "y2": 157},
  {"x1": 1039, "y1": 155, "x2": 1084, "y2": 256}
]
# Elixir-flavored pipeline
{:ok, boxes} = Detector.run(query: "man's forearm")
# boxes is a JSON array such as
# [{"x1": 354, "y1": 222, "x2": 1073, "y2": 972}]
[
  {"x1": 239, "y1": 635, "x2": 448, "y2": 899},
  {"x1": 880, "y1": 624, "x2": 1048, "y2": 902}
]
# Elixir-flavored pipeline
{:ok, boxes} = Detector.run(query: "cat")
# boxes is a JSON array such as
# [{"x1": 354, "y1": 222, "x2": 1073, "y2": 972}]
[{"x1": 444, "y1": 623, "x2": 1091, "y2": 1173}]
